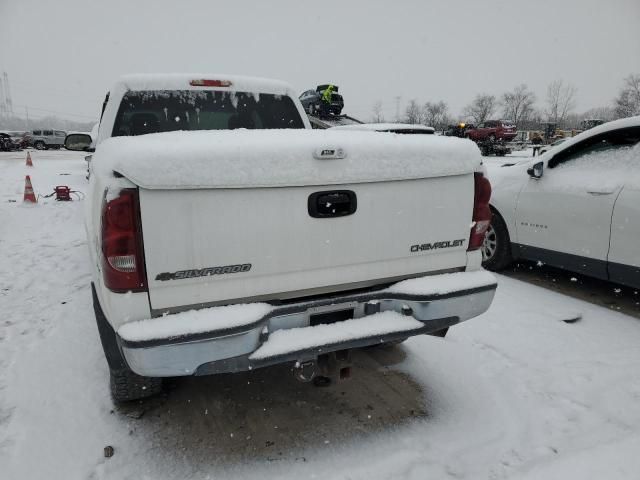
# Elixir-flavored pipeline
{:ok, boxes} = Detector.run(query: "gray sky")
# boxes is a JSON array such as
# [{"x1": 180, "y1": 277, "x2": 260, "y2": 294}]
[{"x1": 1, "y1": 0, "x2": 639, "y2": 123}]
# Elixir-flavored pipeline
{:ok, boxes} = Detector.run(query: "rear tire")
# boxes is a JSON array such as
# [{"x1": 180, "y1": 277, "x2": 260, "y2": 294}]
[
  {"x1": 34, "y1": 141, "x2": 45, "y2": 150},
  {"x1": 482, "y1": 209, "x2": 512, "y2": 271},
  {"x1": 92, "y1": 283, "x2": 163, "y2": 403},
  {"x1": 110, "y1": 369, "x2": 163, "y2": 403}
]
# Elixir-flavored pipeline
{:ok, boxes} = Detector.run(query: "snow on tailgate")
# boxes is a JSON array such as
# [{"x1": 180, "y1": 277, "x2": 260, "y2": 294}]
[
  {"x1": 93, "y1": 130, "x2": 481, "y2": 189},
  {"x1": 250, "y1": 312, "x2": 423, "y2": 360}
]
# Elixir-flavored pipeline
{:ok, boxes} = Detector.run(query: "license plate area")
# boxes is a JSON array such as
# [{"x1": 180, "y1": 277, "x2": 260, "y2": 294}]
[{"x1": 310, "y1": 308, "x2": 354, "y2": 326}]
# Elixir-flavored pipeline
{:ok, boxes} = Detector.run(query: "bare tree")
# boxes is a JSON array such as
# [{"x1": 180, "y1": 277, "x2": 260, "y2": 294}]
[
  {"x1": 546, "y1": 80, "x2": 577, "y2": 127},
  {"x1": 614, "y1": 73, "x2": 640, "y2": 119},
  {"x1": 502, "y1": 84, "x2": 536, "y2": 128},
  {"x1": 423, "y1": 101, "x2": 450, "y2": 131},
  {"x1": 463, "y1": 94, "x2": 496, "y2": 124},
  {"x1": 404, "y1": 99, "x2": 423, "y2": 124},
  {"x1": 371, "y1": 100, "x2": 385, "y2": 123}
]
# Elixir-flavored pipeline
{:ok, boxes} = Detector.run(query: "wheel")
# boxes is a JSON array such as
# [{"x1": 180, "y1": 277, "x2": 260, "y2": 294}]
[
  {"x1": 482, "y1": 209, "x2": 512, "y2": 271},
  {"x1": 488, "y1": 134, "x2": 496, "y2": 142},
  {"x1": 92, "y1": 283, "x2": 162, "y2": 402},
  {"x1": 110, "y1": 368, "x2": 163, "y2": 403},
  {"x1": 34, "y1": 141, "x2": 45, "y2": 150}
]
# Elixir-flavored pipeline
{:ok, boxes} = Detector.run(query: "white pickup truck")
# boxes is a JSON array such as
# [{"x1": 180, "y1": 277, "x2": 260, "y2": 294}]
[{"x1": 69, "y1": 74, "x2": 497, "y2": 402}]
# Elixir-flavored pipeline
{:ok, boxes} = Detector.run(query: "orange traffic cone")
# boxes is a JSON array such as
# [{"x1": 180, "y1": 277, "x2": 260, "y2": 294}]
[
  {"x1": 23, "y1": 175, "x2": 37, "y2": 203},
  {"x1": 26, "y1": 151, "x2": 33, "y2": 167}
]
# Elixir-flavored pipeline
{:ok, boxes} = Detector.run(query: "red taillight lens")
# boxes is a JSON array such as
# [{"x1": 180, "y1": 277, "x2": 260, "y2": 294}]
[
  {"x1": 189, "y1": 79, "x2": 232, "y2": 87},
  {"x1": 468, "y1": 172, "x2": 492, "y2": 251},
  {"x1": 101, "y1": 189, "x2": 147, "y2": 292}
]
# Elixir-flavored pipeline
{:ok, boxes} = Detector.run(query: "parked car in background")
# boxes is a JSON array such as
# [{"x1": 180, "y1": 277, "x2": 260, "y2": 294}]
[
  {"x1": 331, "y1": 123, "x2": 435, "y2": 134},
  {"x1": 30, "y1": 129, "x2": 67, "y2": 149},
  {"x1": 1, "y1": 131, "x2": 30, "y2": 149},
  {"x1": 483, "y1": 116, "x2": 640, "y2": 289},
  {"x1": 444, "y1": 123, "x2": 475, "y2": 138},
  {"x1": 465, "y1": 120, "x2": 517, "y2": 142},
  {"x1": 299, "y1": 85, "x2": 344, "y2": 116},
  {"x1": 0, "y1": 132, "x2": 17, "y2": 151}
]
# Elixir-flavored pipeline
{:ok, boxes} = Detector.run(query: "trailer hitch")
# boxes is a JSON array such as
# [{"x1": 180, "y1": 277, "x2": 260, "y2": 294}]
[{"x1": 292, "y1": 349, "x2": 353, "y2": 385}]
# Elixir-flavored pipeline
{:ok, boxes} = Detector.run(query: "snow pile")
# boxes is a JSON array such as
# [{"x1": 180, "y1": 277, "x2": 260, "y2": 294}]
[
  {"x1": 118, "y1": 303, "x2": 273, "y2": 342},
  {"x1": 250, "y1": 311, "x2": 423, "y2": 360},
  {"x1": 92, "y1": 129, "x2": 482, "y2": 189},
  {"x1": 386, "y1": 270, "x2": 496, "y2": 296}
]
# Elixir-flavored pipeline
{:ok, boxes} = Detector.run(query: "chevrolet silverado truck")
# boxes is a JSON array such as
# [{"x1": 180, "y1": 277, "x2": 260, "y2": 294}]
[{"x1": 72, "y1": 74, "x2": 497, "y2": 402}]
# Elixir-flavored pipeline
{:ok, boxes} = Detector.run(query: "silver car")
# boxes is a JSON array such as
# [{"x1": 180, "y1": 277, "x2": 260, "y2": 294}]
[{"x1": 30, "y1": 129, "x2": 67, "y2": 150}]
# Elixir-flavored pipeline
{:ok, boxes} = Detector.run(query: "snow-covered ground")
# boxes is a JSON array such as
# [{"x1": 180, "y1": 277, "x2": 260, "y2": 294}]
[{"x1": 1, "y1": 150, "x2": 640, "y2": 480}]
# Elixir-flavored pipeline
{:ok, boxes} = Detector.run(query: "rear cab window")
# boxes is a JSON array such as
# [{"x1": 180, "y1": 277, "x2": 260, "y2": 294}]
[{"x1": 112, "y1": 90, "x2": 304, "y2": 137}]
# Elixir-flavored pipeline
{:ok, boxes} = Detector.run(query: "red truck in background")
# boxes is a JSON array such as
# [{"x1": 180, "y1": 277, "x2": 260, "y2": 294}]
[{"x1": 465, "y1": 120, "x2": 517, "y2": 142}]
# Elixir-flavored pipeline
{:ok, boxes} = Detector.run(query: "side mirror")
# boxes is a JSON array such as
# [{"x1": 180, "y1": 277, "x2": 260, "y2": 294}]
[
  {"x1": 527, "y1": 161, "x2": 544, "y2": 179},
  {"x1": 64, "y1": 133, "x2": 93, "y2": 151}
]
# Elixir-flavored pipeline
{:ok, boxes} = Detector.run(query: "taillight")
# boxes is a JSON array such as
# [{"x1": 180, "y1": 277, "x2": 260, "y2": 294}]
[
  {"x1": 468, "y1": 172, "x2": 492, "y2": 251},
  {"x1": 189, "y1": 79, "x2": 232, "y2": 87},
  {"x1": 101, "y1": 189, "x2": 147, "y2": 292}
]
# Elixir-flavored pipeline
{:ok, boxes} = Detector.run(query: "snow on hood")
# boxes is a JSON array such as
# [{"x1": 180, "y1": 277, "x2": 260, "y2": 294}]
[{"x1": 93, "y1": 129, "x2": 482, "y2": 189}]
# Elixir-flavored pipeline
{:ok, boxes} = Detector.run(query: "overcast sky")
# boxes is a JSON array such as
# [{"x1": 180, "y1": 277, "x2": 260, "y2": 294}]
[{"x1": 1, "y1": 0, "x2": 639, "y2": 123}]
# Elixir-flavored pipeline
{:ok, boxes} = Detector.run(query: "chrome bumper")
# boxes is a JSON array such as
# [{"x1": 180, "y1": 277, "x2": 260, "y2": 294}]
[{"x1": 119, "y1": 280, "x2": 497, "y2": 377}]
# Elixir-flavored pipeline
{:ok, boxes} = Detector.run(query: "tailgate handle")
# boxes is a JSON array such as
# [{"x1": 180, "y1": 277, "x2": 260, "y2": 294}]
[{"x1": 308, "y1": 190, "x2": 357, "y2": 218}]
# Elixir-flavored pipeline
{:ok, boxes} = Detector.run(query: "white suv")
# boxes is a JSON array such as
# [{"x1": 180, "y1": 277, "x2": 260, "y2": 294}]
[
  {"x1": 484, "y1": 116, "x2": 640, "y2": 289},
  {"x1": 30, "y1": 129, "x2": 67, "y2": 149}
]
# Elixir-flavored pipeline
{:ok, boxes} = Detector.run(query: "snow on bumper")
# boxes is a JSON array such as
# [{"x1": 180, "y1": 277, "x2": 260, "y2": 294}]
[{"x1": 117, "y1": 271, "x2": 497, "y2": 377}]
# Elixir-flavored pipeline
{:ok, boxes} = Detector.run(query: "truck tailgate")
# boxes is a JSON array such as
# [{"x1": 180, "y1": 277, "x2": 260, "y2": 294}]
[{"x1": 139, "y1": 175, "x2": 473, "y2": 312}]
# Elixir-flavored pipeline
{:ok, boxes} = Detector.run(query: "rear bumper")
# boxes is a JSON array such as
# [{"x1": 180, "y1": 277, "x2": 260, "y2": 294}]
[{"x1": 118, "y1": 271, "x2": 497, "y2": 377}]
